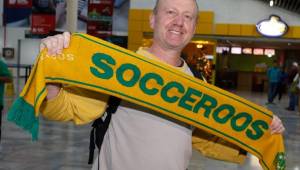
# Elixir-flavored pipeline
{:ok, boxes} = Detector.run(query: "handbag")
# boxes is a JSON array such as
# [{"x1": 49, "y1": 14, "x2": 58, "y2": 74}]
[{"x1": 289, "y1": 73, "x2": 299, "y2": 93}]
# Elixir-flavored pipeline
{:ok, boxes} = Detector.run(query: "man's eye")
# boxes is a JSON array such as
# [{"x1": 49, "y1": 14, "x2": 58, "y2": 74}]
[
  {"x1": 167, "y1": 10, "x2": 175, "y2": 15},
  {"x1": 185, "y1": 15, "x2": 192, "y2": 20}
]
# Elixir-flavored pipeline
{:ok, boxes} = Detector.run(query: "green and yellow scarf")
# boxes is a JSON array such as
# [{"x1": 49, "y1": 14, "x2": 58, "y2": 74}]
[{"x1": 7, "y1": 33, "x2": 285, "y2": 170}]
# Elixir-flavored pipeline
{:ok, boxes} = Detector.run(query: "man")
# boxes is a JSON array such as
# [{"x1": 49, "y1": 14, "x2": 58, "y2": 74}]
[
  {"x1": 286, "y1": 62, "x2": 299, "y2": 111},
  {"x1": 40, "y1": 0, "x2": 285, "y2": 169},
  {"x1": 0, "y1": 57, "x2": 12, "y2": 143},
  {"x1": 266, "y1": 60, "x2": 281, "y2": 104}
]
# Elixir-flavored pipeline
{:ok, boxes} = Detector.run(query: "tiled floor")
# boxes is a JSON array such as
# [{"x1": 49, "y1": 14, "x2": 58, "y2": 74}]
[{"x1": 0, "y1": 91, "x2": 299, "y2": 170}]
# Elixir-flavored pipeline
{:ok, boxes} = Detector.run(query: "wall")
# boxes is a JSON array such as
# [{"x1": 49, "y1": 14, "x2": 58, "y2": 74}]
[
  {"x1": 227, "y1": 54, "x2": 274, "y2": 72},
  {"x1": 0, "y1": 27, "x2": 26, "y2": 65}
]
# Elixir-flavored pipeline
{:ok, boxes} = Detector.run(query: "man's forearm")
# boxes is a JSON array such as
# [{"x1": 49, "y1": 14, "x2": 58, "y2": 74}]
[{"x1": 46, "y1": 83, "x2": 62, "y2": 100}]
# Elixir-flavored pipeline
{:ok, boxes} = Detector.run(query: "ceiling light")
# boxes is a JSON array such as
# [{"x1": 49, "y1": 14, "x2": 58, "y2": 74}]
[
  {"x1": 270, "y1": 0, "x2": 274, "y2": 7},
  {"x1": 197, "y1": 44, "x2": 203, "y2": 48}
]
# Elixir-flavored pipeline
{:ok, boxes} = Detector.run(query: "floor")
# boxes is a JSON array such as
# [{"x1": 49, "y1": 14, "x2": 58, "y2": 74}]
[{"x1": 0, "y1": 90, "x2": 299, "y2": 170}]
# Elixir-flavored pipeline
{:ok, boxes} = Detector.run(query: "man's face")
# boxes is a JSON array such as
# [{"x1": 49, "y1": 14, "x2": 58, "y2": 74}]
[{"x1": 150, "y1": 0, "x2": 197, "y2": 51}]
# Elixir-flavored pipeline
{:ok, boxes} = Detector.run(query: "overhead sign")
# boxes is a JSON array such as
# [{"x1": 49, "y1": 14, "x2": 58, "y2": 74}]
[
  {"x1": 256, "y1": 15, "x2": 288, "y2": 37},
  {"x1": 87, "y1": 0, "x2": 114, "y2": 38}
]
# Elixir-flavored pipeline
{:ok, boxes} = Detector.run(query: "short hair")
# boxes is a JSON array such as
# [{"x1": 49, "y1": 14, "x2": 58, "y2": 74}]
[
  {"x1": 293, "y1": 62, "x2": 298, "y2": 67},
  {"x1": 153, "y1": 0, "x2": 199, "y2": 14}
]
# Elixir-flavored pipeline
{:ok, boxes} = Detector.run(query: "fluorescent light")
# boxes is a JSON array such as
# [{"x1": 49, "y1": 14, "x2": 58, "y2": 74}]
[
  {"x1": 242, "y1": 48, "x2": 253, "y2": 54},
  {"x1": 197, "y1": 44, "x2": 203, "y2": 48},
  {"x1": 253, "y1": 48, "x2": 264, "y2": 55},
  {"x1": 231, "y1": 47, "x2": 242, "y2": 54},
  {"x1": 205, "y1": 55, "x2": 214, "y2": 59},
  {"x1": 216, "y1": 47, "x2": 230, "y2": 54},
  {"x1": 270, "y1": 0, "x2": 274, "y2": 7}
]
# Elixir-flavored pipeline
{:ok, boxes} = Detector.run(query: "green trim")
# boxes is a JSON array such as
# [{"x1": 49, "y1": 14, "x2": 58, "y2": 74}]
[
  {"x1": 45, "y1": 76, "x2": 269, "y2": 169},
  {"x1": 73, "y1": 33, "x2": 272, "y2": 118},
  {"x1": 34, "y1": 87, "x2": 46, "y2": 108},
  {"x1": 275, "y1": 152, "x2": 286, "y2": 170},
  {"x1": 7, "y1": 97, "x2": 39, "y2": 140}
]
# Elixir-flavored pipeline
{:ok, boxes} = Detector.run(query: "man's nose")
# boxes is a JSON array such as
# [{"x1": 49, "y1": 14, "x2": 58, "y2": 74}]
[{"x1": 173, "y1": 15, "x2": 184, "y2": 26}]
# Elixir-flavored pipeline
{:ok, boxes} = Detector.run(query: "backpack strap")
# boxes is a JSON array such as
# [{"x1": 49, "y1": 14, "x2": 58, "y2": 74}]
[{"x1": 88, "y1": 96, "x2": 122, "y2": 164}]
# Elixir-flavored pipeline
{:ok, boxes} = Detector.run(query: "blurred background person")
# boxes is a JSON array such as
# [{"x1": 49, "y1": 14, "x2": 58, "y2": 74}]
[
  {"x1": 286, "y1": 62, "x2": 299, "y2": 111},
  {"x1": 266, "y1": 60, "x2": 281, "y2": 104},
  {"x1": 274, "y1": 66, "x2": 288, "y2": 102},
  {"x1": 0, "y1": 57, "x2": 12, "y2": 144}
]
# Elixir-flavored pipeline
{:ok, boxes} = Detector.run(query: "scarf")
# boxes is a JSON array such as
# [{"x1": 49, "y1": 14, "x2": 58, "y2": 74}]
[{"x1": 7, "y1": 33, "x2": 285, "y2": 170}]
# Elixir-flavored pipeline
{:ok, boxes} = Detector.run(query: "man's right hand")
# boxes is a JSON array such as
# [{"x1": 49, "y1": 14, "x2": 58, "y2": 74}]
[
  {"x1": 40, "y1": 32, "x2": 71, "y2": 55},
  {"x1": 40, "y1": 32, "x2": 71, "y2": 100}
]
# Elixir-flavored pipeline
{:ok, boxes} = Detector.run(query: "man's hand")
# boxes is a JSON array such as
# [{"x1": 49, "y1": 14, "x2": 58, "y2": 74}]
[
  {"x1": 40, "y1": 32, "x2": 71, "y2": 55},
  {"x1": 270, "y1": 115, "x2": 285, "y2": 134},
  {"x1": 40, "y1": 32, "x2": 71, "y2": 100}
]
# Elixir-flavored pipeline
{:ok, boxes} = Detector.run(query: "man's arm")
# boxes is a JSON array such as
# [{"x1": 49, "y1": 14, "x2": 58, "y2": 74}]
[
  {"x1": 0, "y1": 76, "x2": 12, "y2": 83},
  {"x1": 270, "y1": 115, "x2": 285, "y2": 134},
  {"x1": 41, "y1": 86, "x2": 109, "y2": 124},
  {"x1": 40, "y1": 32, "x2": 70, "y2": 100},
  {"x1": 39, "y1": 32, "x2": 110, "y2": 124}
]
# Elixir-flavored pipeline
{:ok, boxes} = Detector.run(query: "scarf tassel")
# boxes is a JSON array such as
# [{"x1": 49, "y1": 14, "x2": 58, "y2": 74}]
[{"x1": 7, "y1": 97, "x2": 39, "y2": 140}]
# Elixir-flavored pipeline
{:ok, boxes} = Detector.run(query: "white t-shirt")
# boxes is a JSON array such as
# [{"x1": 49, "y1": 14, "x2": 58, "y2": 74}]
[{"x1": 92, "y1": 48, "x2": 194, "y2": 170}]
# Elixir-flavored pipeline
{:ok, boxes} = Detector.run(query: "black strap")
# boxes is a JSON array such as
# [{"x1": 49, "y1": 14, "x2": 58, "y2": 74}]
[{"x1": 88, "y1": 96, "x2": 122, "y2": 164}]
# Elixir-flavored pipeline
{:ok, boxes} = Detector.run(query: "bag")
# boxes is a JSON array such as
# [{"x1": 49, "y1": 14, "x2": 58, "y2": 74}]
[
  {"x1": 88, "y1": 96, "x2": 121, "y2": 164},
  {"x1": 289, "y1": 73, "x2": 299, "y2": 93}
]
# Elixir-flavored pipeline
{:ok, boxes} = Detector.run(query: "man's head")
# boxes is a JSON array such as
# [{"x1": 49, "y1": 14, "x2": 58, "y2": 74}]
[
  {"x1": 150, "y1": 0, "x2": 198, "y2": 51},
  {"x1": 153, "y1": 0, "x2": 199, "y2": 15},
  {"x1": 292, "y1": 62, "x2": 298, "y2": 67}
]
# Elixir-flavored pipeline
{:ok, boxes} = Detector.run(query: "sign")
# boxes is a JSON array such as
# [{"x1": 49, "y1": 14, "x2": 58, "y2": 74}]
[
  {"x1": 30, "y1": 1, "x2": 56, "y2": 34},
  {"x1": 3, "y1": 0, "x2": 32, "y2": 26},
  {"x1": 31, "y1": 14, "x2": 55, "y2": 34},
  {"x1": 256, "y1": 15, "x2": 288, "y2": 37},
  {"x1": 5, "y1": 0, "x2": 32, "y2": 8},
  {"x1": 87, "y1": 0, "x2": 114, "y2": 38},
  {"x1": 3, "y1": 0, "x2": 65, "y2": 30}
]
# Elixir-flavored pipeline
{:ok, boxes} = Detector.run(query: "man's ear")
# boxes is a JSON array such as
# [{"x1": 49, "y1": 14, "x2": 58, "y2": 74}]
[{"x1": 149, "y1": 12, "x2": 155, "y2": 29}]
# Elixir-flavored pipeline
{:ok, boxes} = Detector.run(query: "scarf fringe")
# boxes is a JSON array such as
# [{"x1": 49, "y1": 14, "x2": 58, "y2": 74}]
[
  {"x1": 7, "y1": 97, "x2": 39, "y2": 140},
  {"x1": 275, "y1": 152, "x2": 286, "y2": 170}
]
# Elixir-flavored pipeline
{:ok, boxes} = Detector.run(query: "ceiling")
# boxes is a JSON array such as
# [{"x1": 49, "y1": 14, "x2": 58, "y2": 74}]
[
  {"x1": 210, "y1": 0, "x2": 300, "y2": 50},
  {"x1": 257, "y1": 0, "x2": 300, "y2": 14}
]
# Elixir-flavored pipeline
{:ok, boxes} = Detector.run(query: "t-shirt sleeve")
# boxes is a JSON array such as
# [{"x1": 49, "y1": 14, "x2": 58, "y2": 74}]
[
  {"x1": 0, "y1": 60, "x2": 12, "y2": 77},
  {"x1": 40, "y1": 85, "x2": 109, "y2": 125}
]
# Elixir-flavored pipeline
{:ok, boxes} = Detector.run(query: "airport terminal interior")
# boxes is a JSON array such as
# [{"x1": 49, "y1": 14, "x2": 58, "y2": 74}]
[{"x1": 1, "y1": 0, "x2": 300, "y2": 170}]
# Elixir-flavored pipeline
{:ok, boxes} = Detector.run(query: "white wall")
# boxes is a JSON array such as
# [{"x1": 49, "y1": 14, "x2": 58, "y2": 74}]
[
  {"x1": 130, "y1": 0, "x2": 300, "y2": 25},
  {"x1": 0, "y1": 27, "x2": 26, "y2": 65}
]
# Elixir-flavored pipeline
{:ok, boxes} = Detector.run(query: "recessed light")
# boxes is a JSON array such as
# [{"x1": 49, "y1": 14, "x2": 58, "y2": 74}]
[{"x1": 270, "y1": 0, "x2": 274, "y2": 7}]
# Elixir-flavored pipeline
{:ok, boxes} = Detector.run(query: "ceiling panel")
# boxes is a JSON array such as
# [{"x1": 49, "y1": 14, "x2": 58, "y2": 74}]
[{"x1": 257, "y1": 0, "x2": 300, "y2": 14}]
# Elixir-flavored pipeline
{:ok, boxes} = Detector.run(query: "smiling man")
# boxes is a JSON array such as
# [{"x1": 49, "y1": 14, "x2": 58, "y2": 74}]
[{"x1": 39, "y1": 0, "x2": 284, "y2": 170}]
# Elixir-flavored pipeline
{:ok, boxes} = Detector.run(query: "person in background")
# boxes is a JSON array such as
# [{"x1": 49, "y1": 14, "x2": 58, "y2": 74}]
[
  {"x1": 266, "y1": 60, "x2": 281, "y2": 104},
  {"x1": 275, "y1": 66, "x2": 288, "y2": 102},
  {"x1": 39, "y1": 0, "x2": 285, "y2": 169},
  {"x1": 0, "y1": 57, "x2": 12, "y2": 143},
  {"x1": 286, "y1": 62, "x2": 299, "y2": 111}
]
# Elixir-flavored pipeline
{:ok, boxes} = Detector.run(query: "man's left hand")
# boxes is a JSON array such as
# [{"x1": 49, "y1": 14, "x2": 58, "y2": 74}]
[{"x1": 270, "y1": 115, "x2": 285, "y2": 134}]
